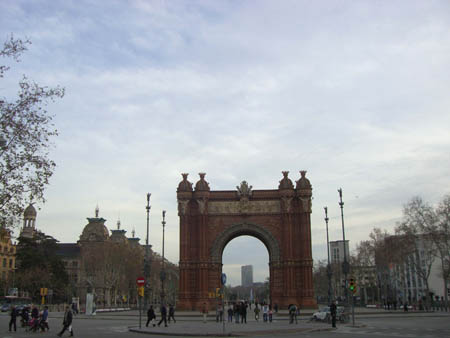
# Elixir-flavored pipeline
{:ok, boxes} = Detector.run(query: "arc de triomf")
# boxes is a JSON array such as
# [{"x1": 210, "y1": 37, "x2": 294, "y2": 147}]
[{"x1": 176, "y1": 171, "x2": 316, "y2": 310}]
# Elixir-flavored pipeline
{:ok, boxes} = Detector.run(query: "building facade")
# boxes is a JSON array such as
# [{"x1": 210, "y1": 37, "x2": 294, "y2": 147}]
[
  {"x1": 385, "y1": 235, "x2": 449, "y2": 305},
  {"x1": 329, "y1": 240, "x2": 350, "y2": 264},
  {"x1": 19, "y1": 205, "x2": 178, "y2": 308},
  {"x1": 0, "y1": 227, "x2": 16, "y2": 285}
]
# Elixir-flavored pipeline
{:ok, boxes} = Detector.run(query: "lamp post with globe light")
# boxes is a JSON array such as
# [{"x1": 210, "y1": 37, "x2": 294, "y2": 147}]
[
  {"x1": 338, "y1": 188, "x2": 350, "y2": 306},
  {"x1": 324, "y1": 206, "x2": 333, "y2": 305},
  {"x1": 144, "y1": 193, "x2": 152, "y2": 310},
  {"x1": 160, "y1": 210, "x2": 166, "y2": 306}
]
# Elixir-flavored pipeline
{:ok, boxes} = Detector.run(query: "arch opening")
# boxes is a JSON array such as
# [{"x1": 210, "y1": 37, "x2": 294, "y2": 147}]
[
  {"x1": 222, "y1": 235, "x2": 270, "y2": 287},
  {"x1": 210, "y1": 222, "x2": 281, "y2": 264}
]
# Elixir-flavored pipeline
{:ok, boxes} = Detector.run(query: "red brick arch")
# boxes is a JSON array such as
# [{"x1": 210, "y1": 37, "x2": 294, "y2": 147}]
[{"x1": 176, "y1": 172, "x2": 316, "y2": 311}]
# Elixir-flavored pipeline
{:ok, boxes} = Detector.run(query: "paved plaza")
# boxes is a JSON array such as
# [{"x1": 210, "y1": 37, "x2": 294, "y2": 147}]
[{"x1": 0, "y1": 307, "x2": 449, "y2": 337}]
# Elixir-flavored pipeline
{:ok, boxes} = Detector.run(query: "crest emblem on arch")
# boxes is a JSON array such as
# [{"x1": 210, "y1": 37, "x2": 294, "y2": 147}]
[{"x1": 236, "y1": 181, "x2": 253, "y2": 198}]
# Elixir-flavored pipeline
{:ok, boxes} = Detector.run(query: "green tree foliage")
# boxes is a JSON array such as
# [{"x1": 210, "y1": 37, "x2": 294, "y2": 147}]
[
  {"x1": 0, "y1": 35, "x2": 64, "y2": 223},
  {"x1": 15, "y1": 232, "x2": 68, "y2": 302}
]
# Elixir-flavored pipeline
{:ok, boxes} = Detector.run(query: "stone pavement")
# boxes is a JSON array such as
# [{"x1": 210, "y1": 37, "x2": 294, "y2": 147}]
[
  {"x1": 127, "y1": 309, "x2": 450, "y2": 336},
  {"x1": 19, "y1": 307, "x2": 446, "y2": 336},
  {"x1": 129, "y1": 317, "x2": 334, "y2": 336}
]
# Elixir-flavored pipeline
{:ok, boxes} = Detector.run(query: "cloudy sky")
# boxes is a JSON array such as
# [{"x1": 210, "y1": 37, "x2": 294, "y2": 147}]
[{"x1": 1, "y1": 0, "x2": 449, "y2": 286}]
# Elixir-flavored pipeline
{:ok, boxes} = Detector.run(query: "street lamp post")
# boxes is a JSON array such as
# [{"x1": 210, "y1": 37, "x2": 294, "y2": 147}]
[
  {"x1": 144, "y1": 193, "x2": 152, "y2": 310},
  {"x1": 338, "y1": 188, "x2": 350, "y2": 306},
  {"x1": 0, "y1": 137, "x2": 6, "y2": 149},
  {"x1": 160, "y1": 210, "x2": 166, "y2": 306},
  {"x1": 324, "y1": 206, "x2": 333, "y2": 305}
]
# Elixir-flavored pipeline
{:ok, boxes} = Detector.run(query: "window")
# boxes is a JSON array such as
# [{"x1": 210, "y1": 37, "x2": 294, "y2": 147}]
[
  {"x1": 2, "y1": 258, "x2": 6, "y2": 268},
  {"x1": 9, "y1": 259, "x2": 12, "y2": 268},
  {"x1": 72, "y1": 261, "x2": 78, "y2": 267}
]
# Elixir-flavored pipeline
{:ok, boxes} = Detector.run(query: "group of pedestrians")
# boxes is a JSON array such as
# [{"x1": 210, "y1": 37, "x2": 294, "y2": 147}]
[
  {"x1": 9, "y1": 305, "x2": 50, "y2": 333},
  {"x1": 224, "y1": 302, "x2": 278, "y2": 324},
  {"x1": 146, "y1": 304, "x2": 176, "y2": 328}
]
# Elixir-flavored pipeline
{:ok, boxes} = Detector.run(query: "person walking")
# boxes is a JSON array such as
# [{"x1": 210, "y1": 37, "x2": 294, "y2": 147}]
[
  {"x1": 234, "y1": 303, "x2": 240, "y2": 323},
  {"x1": 168, "y1": 304, "x2": 176, "y2": 323},
  {"x1": 227, "y1": 305, "x2": 233, "y2": 322},
  {"x1": 330, "y1": 301, "x2": 337, "y2": 328},
  {"x1": 201, "y1": 302, "x2": 208, "y2": 323},
  {"x1": 240, "y1": 302, "x2": 247, "y2": 324},
  {"x1": 288, "y1": 304, "x2": 297, "y2": 324},
  {"x1": 57, "y1": 306, "x2": 74, "y2": 337},
  {"x1": 40, "y1": 306, "x2": 50, "y2": 331},
  {"x1": 9, "y1": 306, "x2": 17, "y2": 332},
  {"x1": 254, "y1": 305, "x2": 260, "y2": 321},
  {"x1": 21, "y1": 306, "x2": 29, "y2": 329},
  {"x1": 146, "y1": 305, "x2": 156, "y2": 327},
  {"x1": 157, "y1": 304, "x2": 168, "y2": 327},
  {"x1": 262, "y1": 304, "x2": 268, "y2": 322}
]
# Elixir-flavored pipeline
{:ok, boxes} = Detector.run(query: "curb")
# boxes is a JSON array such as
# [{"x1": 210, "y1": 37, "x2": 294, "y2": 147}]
[{"x1": 128, "y1": 326, "x2": 336, "y2": 337}]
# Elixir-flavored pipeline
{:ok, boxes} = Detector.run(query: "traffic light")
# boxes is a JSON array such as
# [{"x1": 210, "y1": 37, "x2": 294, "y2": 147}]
[
  {"x1": 138, "y1": 286, "x2": 144, "y2": 297},
  {"x1": 349, "y1": 278, "x2": 357, "y2": 294}
]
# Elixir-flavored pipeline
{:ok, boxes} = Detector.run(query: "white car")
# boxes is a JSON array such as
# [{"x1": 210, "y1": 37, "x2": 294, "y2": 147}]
[
  {"x1": 312, "y1": 307, "x2": 331, "y2": 321},
  {"x1": 312, "y1": 306, "x2": 345, "y2": 322}
]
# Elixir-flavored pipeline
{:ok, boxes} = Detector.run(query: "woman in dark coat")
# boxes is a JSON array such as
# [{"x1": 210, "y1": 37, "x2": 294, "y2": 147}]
[{"x1": 146, "y1": 305, "x2": 156, "y2": 327}]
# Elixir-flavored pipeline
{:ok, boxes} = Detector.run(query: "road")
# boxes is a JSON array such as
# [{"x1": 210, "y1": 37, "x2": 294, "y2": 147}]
[
  {"x1": 0, "y1": 311, "x2": 448, "y2": 337},
  {"x1": 281, "y1": 316, "x2": 450, "y2": 338}
]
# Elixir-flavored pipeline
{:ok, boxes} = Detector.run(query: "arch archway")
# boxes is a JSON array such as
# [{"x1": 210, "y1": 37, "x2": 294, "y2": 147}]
[
  {"x1": 176, "y1": 172, "x2": 316, "y2": 310},
  {"x1": 211, "y1": 222, "x2": 280, "y2": 264}
]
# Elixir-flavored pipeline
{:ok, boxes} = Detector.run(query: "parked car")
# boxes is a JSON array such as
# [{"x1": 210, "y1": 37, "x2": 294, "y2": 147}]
[
  {"x1": 1, "y1": 303, "x2": 11, "y2": 312},
  {"x1": 311, "y1": 306, "x2": 346, "y2": 322}
]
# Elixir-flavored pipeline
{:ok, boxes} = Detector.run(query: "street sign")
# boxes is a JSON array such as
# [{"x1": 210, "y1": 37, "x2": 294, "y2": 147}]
[
  {"x1": 136, "y1": 277, "x2": 146, "y2": 286},
  {"x1": 221, "y1": 273, "x2": 227, "y2": 285}
]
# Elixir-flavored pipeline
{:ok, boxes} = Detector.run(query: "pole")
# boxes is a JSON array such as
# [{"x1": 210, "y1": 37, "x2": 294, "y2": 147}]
[
  {"x1": 324, "y1": 207, "x2": 333, "y2": 305},
  {"x1": 338, "y1": 188, "x2": 349, "y2": 306},
  {"x1": 139, "y1": 295, "x2": 142, "y2": 328},
  {"x1": 160, "y1": 210, "x2": 166, "y2": 306},
  {"x1": 352, "y1": 294, "x2": 355, "y2": 326},
  {"x1": 145, "y1": 193, "x2": 152, "y2": 311},
  {"x1": 222, "y1": 287, "x2": 225, "y2": 335}
]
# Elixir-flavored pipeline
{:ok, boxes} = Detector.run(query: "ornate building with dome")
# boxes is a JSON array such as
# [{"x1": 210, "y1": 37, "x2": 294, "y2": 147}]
[{"x1": 18, "y1": 204, "x2": 178, "y2": 308}]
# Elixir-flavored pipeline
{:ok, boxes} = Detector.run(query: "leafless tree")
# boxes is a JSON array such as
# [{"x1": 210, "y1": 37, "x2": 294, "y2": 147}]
[
  {"x1": 432, "y1": 194, "x2": 450, "y2": 304},
  {"x1": 395, "y1": 197, "x2": 438, "y2": 309},
  {"x1": 0, "y1": 35, "x2": 64, "y2": 223}
]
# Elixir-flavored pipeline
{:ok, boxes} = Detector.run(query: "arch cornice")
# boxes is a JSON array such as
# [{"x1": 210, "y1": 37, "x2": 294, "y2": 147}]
[{"x1": 210, "y1": 222, "x2": 280, "y2": 263}]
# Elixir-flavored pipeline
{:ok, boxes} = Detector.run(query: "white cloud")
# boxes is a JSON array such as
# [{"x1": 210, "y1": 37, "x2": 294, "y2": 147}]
[{"x1": 1, "y1": 0, "x2": 450, "y2": 279}]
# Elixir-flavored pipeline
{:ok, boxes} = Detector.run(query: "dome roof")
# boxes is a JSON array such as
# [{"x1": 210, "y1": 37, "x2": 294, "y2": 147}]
[
  {"x1": 278, "y1": 171, "x2": 294, "y2": 189},
  {"x1": 177, "y1": 173, "x2": 193, "y2": 192},
  {"x1": 24, "y1": 204, "x2": 37, "y2": 217},
  {"x1": 296, "y1": 170, "x2": 311, "y2": 189},
  {"x1": 80, "y1": 218, "x2": 109, "y2": 242},
  {"x1": 195, "y1": 173, "x2": 210, "y2": 191}
]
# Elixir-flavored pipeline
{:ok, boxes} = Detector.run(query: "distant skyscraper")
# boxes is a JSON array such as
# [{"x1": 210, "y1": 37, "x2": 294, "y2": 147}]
[{"x1": 241, "y1": 265, "x2": 253, "y2": 287}]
